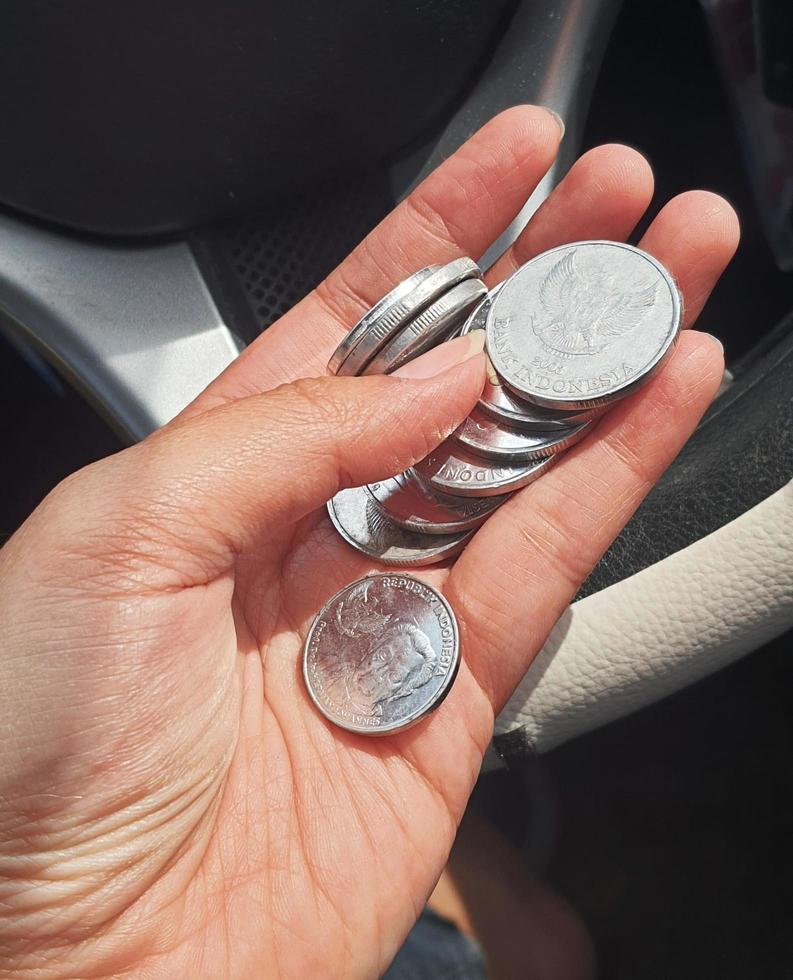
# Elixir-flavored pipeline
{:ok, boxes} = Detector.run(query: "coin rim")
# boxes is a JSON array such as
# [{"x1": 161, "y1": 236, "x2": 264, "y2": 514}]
[
  {"x1": 364, "y1": 277, "x2": 487, "y2": 376},
  {"x1": 485, "y1": 240, "x2": 682, "y2": 410},
  {"x1": 327, "y1": 266, "x2": 439, "y2": 374},
  {"x1": 336, "y1": 257, "x2": 481, "y2": 377},
  {"x1": 452, "y1": 406, "x2": 591, "y2": 462},
  {"x1": 327, "y1": 487, "x2": 473, "y2": 565},
  {"x1": 411, "y1": 440, "x2": 558, "y2": 498},
  {"x1": 366, "y1": 473, "x2": 506, "y2": 534},
  {"x1": 302, "y1": 572, "x2": 461, "y2": 735}
]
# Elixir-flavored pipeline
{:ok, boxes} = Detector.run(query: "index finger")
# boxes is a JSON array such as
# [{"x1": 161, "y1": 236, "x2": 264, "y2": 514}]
[{"x1": 180, "y1": 106, "x2": 563, "y2": 419}]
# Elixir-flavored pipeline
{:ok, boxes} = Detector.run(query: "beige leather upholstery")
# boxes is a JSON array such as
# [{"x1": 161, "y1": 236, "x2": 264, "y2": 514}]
[{"x1": 492, "y1": 480, "x2": 793, "y2": 754}]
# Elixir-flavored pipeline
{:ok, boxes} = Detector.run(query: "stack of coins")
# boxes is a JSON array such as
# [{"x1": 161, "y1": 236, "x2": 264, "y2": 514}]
[
  {"x1": 326, "y1": 241, "x2": 682, "y2": 567},
  {"x1": 327, "y1": 257, "x2": 487, "y2": 376},
  {"x1": 303, "y1": 573, "x2": 460, "y2": 735}
]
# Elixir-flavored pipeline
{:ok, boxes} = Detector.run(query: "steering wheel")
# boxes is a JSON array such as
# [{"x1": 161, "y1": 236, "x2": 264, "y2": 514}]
[{"x1": 0, "y1": 0, "x2": 791, "y2": 765}]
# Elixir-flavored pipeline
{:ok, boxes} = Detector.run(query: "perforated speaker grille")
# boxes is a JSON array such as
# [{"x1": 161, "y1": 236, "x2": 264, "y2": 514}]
[{"x1": 193, "y1": 171, "x2": 396, "y2": 341}]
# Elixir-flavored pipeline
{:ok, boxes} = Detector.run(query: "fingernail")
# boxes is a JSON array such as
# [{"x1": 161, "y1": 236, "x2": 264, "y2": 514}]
[
  {"x1": 392, "y1": 330, "x2": 485, "y2": 380},
  {"x1": 542, "y1": 107, "x2": 566, "y2": 139},
  {"x1": 703, "y1": 331, "x2": 724, "y2": 356}
]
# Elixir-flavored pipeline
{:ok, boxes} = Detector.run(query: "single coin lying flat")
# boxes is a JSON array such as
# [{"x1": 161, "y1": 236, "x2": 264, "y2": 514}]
[
  {"x1": 303, "y1": 573, "x2": 460, "y2": 735},
  {"x1": 486, "y1": 240, "x2": 682, "y2": 411}
]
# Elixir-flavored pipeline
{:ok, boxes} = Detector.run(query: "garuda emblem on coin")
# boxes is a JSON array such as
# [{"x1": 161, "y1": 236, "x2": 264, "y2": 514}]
[{"x1": 533, "y1": 250, "x2": 658, "y2": 356}]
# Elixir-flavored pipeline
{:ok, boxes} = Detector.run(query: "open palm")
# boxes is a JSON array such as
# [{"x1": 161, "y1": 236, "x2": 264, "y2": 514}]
[{"x1": 0, "y1": 107, "x2": 738, "y2": 980}]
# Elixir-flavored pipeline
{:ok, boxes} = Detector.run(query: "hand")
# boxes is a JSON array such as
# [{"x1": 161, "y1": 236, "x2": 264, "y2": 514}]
[{"x1": 0, "y1": 107, "x2": 738, "y2": 979}]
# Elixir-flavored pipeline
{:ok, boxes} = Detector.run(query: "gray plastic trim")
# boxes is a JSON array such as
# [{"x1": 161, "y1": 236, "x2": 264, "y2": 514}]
[
  {"x1": 0, "y1": 213, "x2": 241, "y2": 441},
  {"x1": 406, "y1": 0, "x2": 623, "y2": 266},
  {"x1": 0, "y1": 2, "x2": 622, "y2": 443}
]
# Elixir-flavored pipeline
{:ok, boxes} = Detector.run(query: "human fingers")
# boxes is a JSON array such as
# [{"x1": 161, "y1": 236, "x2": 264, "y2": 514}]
[
  {"x1": 447, "y1": 331, "x2": 724, "y2": 709},
  {"x1": 182, "y1": 106, "x2": 563, "y2": 415},
  {"x1": 54, "y1": 336, "x2": 486, "y2": 589},
  {"x1": 637, "y1": 190, "x2": 740, "y2": 327},
  {"x1": 486, "y1": 143, "x2": 654, "y2": 284}
]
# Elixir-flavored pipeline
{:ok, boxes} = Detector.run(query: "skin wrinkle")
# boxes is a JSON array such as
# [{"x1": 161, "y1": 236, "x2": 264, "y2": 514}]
[
  {"x1": 297, "y1": 767, "x2": 361, "y2": 961},
  {"x1": 342, "y1": 767, "x2": 424, "y2": 962},
  {"x1": 423, "y1": 121, "x2": 560, "y2": 229},
  {"x1": 2, "y1": 732, "x2": 229, "y2": 889},
  {"x1": 589, "y1": 152, "x2": 650, "y2": 201},
  {"x1": 516, "y1": 510, "x2": 589, "y2": 590},
  {"x1": 2, "y1": 793, "x2": 223, "y2": 975},
  {"x1": 453, "y1": 608, "x2": 521, "y2": 707},
  {"x1": 318, "y1": 216, "x2": 418, "y2": 324},
  {"x1": 26, "y1": 473, "x2": 232, "y2": 592},
  {"x1": 489, "y1": 144, "x2": 654, "y2": 281},
  {"x1": 103, "y1": 870, "x2": 219, "y2": 980},
  {"x1": 97, "y1": 779, "x2": 240, "y2": 976},
  {"x1": 402, "y1": 193, "x2": 469, "y2": 257},
  {"x1": 3, "y1": 696, "x2": 193, "y2": 835},
  {"x1": 209, "y1": 734, "x2": 281, "y2": 967},
  {"x1": 268, "y1": 720, "x2": 332, "y2": 903},
  {"x1": 396, "y1": 743, "x2": 468, "y2": 821},
  {"x1": 313, "y1": 261, "x2": 384, "y2": 340},
  {"x1": 11, "y1": 596, "x2": 232, "y2": 765},
  {"x1": 361, "y1": 791, "x2": 432, "y2": 971}
]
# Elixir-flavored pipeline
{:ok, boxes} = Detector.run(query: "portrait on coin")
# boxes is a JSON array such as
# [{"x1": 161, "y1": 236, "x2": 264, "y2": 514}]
[
  {"x1": 341, "y1": 622, "x2": 438, "y2": 720},
  {"x1": 323, "y1": 579, "x2": 441, "y2": 721}
]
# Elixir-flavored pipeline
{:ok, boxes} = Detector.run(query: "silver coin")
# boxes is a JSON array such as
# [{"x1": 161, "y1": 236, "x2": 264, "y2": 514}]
[
  {"x1": 363, "y1": 277, "x2": 487, "y2": 375},
  {"x1": 486, "y1": 240, "x2": 682, "y2": 410},
  {"x1": 453, "y1": 406, "x2": 590, "y2": 463},
  {"x1": 412, "y1": 439, "x2": 557, "y2": 498},
  {"x1": 327, "y1": 265, "x2": 438, "y2": 374},
  {"x1": 335, "y1": 257, "x2": 481, "y2": 377},
  {"x1": 461, "y1": 288, "x2": 603, "y2": 430},
  {"x1": 367, "y1": 471, "x2": 507, "y2": 534},
  {"x1": 328, "y1": 486, "x2": 472, "y2": 565},
  {"x1": 303, "y1": 573, "x2": 460, "y2": 735}
]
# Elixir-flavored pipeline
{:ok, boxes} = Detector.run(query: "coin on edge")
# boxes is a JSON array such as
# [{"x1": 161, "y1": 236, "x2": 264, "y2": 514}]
[
  {"x1": 303, "y1": 573, "x2": 460, "y2": 735},
  {"x1": 336, "y1": 257, "x2": 481, "y2": 377},
  {"x1": 367, "y1": 471, "x2": 507, "y2": 534},
  {"x1": 327, "y1": 486, "x2": 473, "y2": 565},
  {"x1": 461, "y1": 286, "x2": 601, "y2": 430},
  {"x1": 486, "y1": 240, "x2": 682, "y2": 410},
  {"x1": 327, "y1": 265, "x2": 439, "y2": 374},
  {"x1": 363, "y1": 277, "x2": 487, "y2": 375},
  {"x1": 412, "y1": 439, "x2": 557, "y2": 498},
  {"x1": 453, "y1": 406, "x2": 591, "y2": 462}
]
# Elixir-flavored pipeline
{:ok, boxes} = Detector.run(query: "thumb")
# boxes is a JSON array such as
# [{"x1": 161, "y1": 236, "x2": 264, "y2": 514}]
[{"x1": 74, "y1": 332, "x2": 486, "y2": 579}]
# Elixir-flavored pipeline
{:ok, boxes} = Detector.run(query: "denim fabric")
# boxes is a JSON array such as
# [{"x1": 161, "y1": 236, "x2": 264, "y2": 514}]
[{"x1": 382, "y1": 907, "x2": 487, "y2": 979}]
